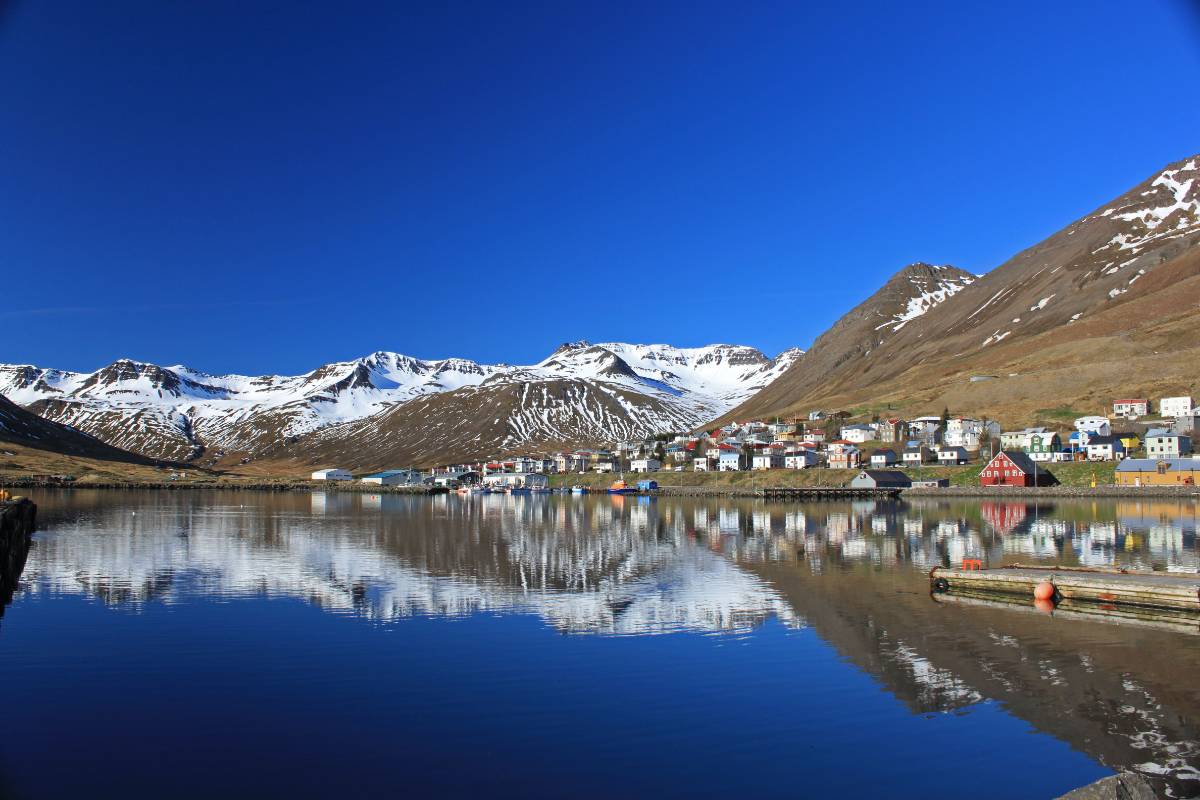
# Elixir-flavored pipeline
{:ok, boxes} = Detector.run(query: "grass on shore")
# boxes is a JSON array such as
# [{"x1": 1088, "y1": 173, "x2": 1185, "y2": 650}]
[{"x1": 549, "y1": 460, "x2": 1116, "y2": 489}]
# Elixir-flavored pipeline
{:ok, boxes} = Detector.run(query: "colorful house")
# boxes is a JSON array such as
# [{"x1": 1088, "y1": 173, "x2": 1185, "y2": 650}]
[
  {"x1": 980, "y1": 451, "x2": 1059, "y2": 487},
  {"x1": 1115, "y1": 458, "x2": 1200, "y2": 486}
]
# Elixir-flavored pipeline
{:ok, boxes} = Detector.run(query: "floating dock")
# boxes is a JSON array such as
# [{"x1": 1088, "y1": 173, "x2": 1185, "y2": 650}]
[{"x1": 931, "y1": 563, "x2": 1200, "y2": 614}]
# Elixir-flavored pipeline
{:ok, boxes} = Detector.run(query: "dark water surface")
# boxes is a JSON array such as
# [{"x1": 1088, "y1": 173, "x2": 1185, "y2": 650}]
[{"x1": 3, "y1": 490, "x2": 1200, "y2": 799}]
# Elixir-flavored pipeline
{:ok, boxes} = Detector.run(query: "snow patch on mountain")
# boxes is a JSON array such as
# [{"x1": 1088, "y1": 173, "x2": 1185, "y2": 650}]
[
  {"x1": 876, "y1": 267, "x2": 975, "y2": 332},
  {"x1": 0, "y1": 342, "x2": 801, "y2": 461}
]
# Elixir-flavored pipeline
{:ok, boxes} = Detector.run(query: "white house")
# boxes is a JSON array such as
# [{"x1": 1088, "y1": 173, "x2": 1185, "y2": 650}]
[
  {"x1": 936, "y1": 446, "x2": 970, "y2": 465},
  {"x1": 630, "y1": 457, "x2": 662, "y2": 473},
  {"x1": 360, "y1": 469, "x2": 421, "y2": 486},
  {"x1": 509, "y1": 456, "x2": 542, "y2": 473},
  {"x1": 1084, "y1": 436, "x2": 1126, "y2": 461},
  {"x1": 1160, "y1": 396, "x2": 1194, "y2": 418},
  {"x1": 1113, "y1": 399, "x2": 1149, "y2": 418},
  {"x1": 1146, "y1": 428, "x2": 1193, "y2": 458},
  {"x1": 311, "y1": 468, "x2": 352, "y2": 481},
  {"x1": 943, "y1": 418, "x2": 999, "y2": 450},
  {"x1": 693, "y1": 457, "x2": 716, "y2": 472},
  {"x1": 908, "y1": 417, "x2": 943, "y2": 446},
  {"x1": 785, "y1": 451, "x2": 820, "y2": 469},
  {"x1": 554, "y1": 453, "x2": 589, "y2": 473},
  {"x1": 482, "y1": 473, "x2": 549, "y2": 489},
  {"x1": 718, "y1": 449, "x2": 747, "y2": 471},
  {"x1": 902, "y1": 444, "x2": 933, "y2": 466},
  {"x1": 592, "y1": 460, "x2": 617, "y2": 473},
  {"x1": 802, "y1": 429, "x2": 827, "y2": 444},
  {"x1": 1001, "y1": 427, "x2": 1049, "y2": 450},
  {"x1": 1073, "y1": 416, "x2": 1112, "y2": 436},
  {"x1": 839, "y1": 424, "x2": 875, "y2": 444},
  {"x1": 870, "y1": 449, "x2": 898, "y2": 467},
  {"x1": 751, "y1": 452, "x2": 786, "y2": 470}
]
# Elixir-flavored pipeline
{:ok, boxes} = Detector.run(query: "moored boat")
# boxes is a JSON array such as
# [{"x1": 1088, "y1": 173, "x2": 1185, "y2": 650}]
[
  {"x1": 608, "y1": 479, "x2": 636, "y2": 495},
  {"x1": 570, "y1": 485, "x2": 589, "y2": 494}
]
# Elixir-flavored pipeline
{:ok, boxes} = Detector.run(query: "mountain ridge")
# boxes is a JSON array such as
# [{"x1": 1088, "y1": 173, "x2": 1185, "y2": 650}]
[
  {"x1": 719, "y1": 153, "x2": 1200, "y2": 427},
  {"x1": 1, "y1": 342, "x2": 802, "y2": 466}
]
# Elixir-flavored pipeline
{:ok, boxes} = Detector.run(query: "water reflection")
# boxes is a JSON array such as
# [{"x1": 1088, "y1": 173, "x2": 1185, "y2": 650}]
[{"x1": 12, "y1": 490, "x2": 1200, "y2": 796}]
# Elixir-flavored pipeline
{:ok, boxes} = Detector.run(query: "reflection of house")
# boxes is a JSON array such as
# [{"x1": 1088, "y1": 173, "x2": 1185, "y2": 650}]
[{"x1": 980, "y1": 502, "x2": 1030, "y2": 536}]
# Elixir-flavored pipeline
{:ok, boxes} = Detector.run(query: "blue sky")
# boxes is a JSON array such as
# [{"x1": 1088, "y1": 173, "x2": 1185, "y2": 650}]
[{"x1": 3, "y1": 1, "x2": 1199, "y2": 375}]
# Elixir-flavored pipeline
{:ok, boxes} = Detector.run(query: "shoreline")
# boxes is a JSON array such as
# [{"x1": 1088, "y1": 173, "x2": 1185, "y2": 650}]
[{"x1": 3, "y1": 476, "x2": 1198, "y2": 500}]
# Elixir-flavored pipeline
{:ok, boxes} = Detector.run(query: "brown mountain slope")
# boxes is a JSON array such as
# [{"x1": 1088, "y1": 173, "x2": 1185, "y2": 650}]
[
  {"x1": 262, "y1": 377, "x2": 704, "y2": 470},
  {"x1": 0, "y1": 394, "x2": 157, "y2": 465},
  {"x1": 721, "y1": 154, "x2": 1200, "y2": 426}
]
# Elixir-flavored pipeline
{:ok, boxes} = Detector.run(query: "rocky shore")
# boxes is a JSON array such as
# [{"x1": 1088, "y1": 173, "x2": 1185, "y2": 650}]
[{"x1": 902, "y1": 485, "x2": 1200, "y2": 499}]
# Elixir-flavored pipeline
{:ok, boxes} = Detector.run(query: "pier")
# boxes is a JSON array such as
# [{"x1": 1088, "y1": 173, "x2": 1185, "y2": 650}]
[{"x1": 931, "y1": 563, "x2": 1200, "y2": 616}]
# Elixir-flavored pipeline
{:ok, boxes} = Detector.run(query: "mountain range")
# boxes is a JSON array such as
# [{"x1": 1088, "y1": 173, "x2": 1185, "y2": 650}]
[
  {"x1": 3, "y1": 152, "x2": 1198, "y2": 474},
  {"x1": 0, "y1": 343, "x2": 801, "y2": 469}
]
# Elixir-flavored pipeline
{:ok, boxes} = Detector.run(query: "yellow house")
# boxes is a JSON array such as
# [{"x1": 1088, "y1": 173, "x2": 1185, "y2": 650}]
[
  {"x1": 1117, "y1": 433, "x2": 1141, "y2": 451},
  {"x1": 1115, "y1": 458, "x2": 1200, "y2": 486}
]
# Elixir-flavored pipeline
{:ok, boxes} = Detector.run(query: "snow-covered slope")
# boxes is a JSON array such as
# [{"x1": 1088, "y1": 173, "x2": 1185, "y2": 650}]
[{"x1": 0, "y1": 342, "x2": 801, "y2": 464}]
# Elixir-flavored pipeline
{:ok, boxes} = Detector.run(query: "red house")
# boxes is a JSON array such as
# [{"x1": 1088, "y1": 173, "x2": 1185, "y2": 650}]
[{"x1": 980, "y1": 450, "x2": 1058, "y2": 487}]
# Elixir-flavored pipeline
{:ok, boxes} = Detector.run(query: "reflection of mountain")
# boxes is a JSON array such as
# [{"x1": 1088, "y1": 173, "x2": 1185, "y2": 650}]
[
  {"x1": 22, "y1": 494, "x2": 800, "y2": 636},
  {"x1": 17, "y1": 490, "x2": 1200, "y2": 794}
]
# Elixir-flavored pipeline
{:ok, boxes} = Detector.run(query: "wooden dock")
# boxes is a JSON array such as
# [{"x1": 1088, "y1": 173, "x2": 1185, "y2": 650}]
[
  {"x1": 759, "y1": 487, "x2": 901, "y2": 501},
  {"x1": 931, "y1": 563, "x2": 1200, "y2": 613}
]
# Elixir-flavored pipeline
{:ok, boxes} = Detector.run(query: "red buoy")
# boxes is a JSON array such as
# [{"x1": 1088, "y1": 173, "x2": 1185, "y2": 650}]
[{"x1": 1034, "y1": 581, "x2": 1056, "y2": 602}]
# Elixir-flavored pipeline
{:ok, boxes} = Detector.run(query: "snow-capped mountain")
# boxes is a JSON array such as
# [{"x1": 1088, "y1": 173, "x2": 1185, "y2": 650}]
[{"x1": 0, "y1": 342, "x2": 801, "y2": 465}]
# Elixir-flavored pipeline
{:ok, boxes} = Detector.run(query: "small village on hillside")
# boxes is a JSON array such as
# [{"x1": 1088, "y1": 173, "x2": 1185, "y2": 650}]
[{"x1": 311, "y1": 394, "x2": 1200, "y2": 491}]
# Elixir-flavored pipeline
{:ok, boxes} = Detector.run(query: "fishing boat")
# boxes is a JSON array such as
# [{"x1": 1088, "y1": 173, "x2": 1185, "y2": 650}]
[
  {"x1": 570, "y1": 485, "x2": 590, "y2": 494},
  {"x1": 607, "y1": 479, "x2": 636, "y2": 495}
]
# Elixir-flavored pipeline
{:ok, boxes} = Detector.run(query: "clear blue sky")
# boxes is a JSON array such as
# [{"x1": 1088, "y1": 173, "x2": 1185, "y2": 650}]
[{"x1": 3, "y1": 1, "x2": 1199, "y2": 375}]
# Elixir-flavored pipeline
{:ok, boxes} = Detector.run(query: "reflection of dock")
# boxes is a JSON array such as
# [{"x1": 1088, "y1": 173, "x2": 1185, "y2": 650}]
[
  {"x1": 932, "y1": 592, "x2": 1200, "y2": 634},
  {"x1": 931, "y1": 564, "x2": 1200, "y2": 613}
]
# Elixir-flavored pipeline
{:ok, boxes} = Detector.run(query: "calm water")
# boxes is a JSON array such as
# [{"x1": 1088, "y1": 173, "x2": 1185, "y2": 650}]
[{"x1": 3, "y1": 490, "x2": 1200, "y2": 799}]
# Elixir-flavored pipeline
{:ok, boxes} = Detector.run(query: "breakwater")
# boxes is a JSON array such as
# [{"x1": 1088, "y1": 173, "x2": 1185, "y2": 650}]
[{"x1": 0, "y1": 497, "x2": 36, "y2": 617}]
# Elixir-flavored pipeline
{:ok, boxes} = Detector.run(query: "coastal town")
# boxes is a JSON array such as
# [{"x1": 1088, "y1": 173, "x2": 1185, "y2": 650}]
[{"x1": 311, "y1": 394, "x2": 1200, "y2": 491}]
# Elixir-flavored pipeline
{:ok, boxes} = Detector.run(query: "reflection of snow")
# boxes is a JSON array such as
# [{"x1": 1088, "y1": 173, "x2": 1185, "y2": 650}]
[{"x1": 23, "y1": 502, "x2": 802, "y2": 637}]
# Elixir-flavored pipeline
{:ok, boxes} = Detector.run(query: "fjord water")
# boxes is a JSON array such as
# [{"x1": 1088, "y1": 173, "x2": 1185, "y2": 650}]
[{"x1": 2, "y1": 492, "x2": 1199, "y2": 799}]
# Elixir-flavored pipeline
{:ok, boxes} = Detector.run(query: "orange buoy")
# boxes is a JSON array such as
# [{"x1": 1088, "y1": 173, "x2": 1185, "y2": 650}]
[{"x1": 1034, "y1": 581, "x2": 1056, "y2": 602}]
